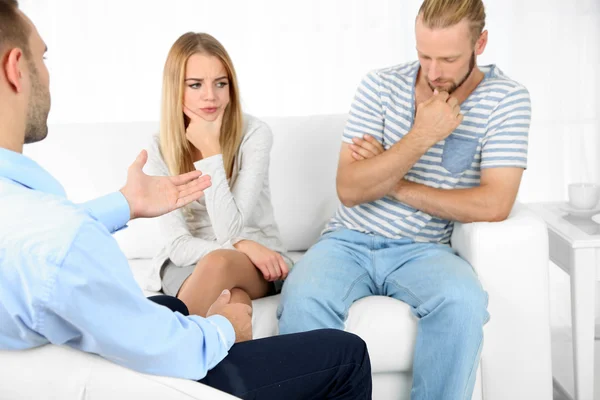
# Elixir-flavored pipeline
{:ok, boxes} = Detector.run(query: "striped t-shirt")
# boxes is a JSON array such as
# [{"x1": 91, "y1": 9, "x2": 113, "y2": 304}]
[{"x1": 324, "y1": 61, "x2": 531, "y2": 244}]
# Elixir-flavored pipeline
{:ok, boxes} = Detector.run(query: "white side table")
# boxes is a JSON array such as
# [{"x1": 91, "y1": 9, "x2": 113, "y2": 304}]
[{"x1": 529, "y1": 202, "x2": 600, "y2": 400}]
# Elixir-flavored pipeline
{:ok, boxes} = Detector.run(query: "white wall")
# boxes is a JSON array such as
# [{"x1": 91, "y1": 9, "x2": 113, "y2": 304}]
[
  {"x1": 20, "y1": 0, "x2": 600, "y2": 204},
  {"x1": 19, "y1": 0, "x2": 600, "y2": 328}
]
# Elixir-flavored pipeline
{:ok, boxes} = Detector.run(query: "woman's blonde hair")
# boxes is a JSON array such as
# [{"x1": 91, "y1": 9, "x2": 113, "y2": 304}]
[
  {"x1": 159, "y1": 32, "x2": 243, "y2": 179},
  {"x1": 418, "y1": 0, "x2": 486, "y2": 45}
]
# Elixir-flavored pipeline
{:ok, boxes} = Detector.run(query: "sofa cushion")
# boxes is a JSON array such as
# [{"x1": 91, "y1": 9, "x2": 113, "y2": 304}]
[{"x1": 252, "y1": 294, "x2": 418, "y2": 375}]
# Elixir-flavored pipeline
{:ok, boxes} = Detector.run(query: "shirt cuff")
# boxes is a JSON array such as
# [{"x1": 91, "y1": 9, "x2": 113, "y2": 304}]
[
  {"x1": 193, "y1": 154, "x2": 224, "y2": 175},
  {"x1": 83, "y1": 192, "x2": 131, "y2": 233},
  {"x1": 206, "y1": 315, "x2": 236, "y2": 349}
]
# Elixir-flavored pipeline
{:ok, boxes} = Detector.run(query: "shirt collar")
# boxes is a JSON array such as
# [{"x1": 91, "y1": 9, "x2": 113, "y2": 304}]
[{"x1": 0, "y1": 147, "x2": 66, "y2": 197}]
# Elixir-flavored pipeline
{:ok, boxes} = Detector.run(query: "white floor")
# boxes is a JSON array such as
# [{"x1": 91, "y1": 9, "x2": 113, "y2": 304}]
[{"x1": 551, "y1": 326, "x2": 600, "y2": 400}]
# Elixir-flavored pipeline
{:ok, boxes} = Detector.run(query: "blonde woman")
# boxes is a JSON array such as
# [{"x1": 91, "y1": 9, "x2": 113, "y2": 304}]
[{"x1": 146, "y1": 32, "x2": 292, "y2": 317}]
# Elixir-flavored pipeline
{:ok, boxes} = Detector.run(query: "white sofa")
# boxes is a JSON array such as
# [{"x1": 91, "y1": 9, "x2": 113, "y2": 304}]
[{"x1": 1, "y1": 115, "x2": 553, "y2": 400}]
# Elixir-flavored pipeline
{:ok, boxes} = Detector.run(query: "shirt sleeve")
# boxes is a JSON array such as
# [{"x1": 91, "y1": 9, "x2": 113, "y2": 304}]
[
  {"x1": 144, "y1": 137, "x2": 234, "y2": 266},
  {"x1": 79, "y1": 192, "x2": 130, "y2": 234},
  {"x1": 193, "y1": 123, "x2": 272, "y2": 246},
  {"x1": 480, "y1": 85, "x2": 531, "y2": 169},
  {"x1": 342, "y1": 71, "x2": 385, "y2": 145},
  {"x1": 37, "y1": 220, "x2": 235, "y2": 380}
]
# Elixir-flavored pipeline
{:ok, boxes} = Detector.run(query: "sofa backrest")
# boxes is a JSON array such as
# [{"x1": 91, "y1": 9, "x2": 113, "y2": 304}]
[
  {"x1": 266, "y1": 115, "x2": 346, "y2": 250},
  {"x1": 23, "y1": 114, "x2": 347, "y2": 257}
]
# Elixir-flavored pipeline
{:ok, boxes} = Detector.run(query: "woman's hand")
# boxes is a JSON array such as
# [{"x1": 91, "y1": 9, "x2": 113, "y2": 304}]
[
  {"x1": 183, "y1": 105, "x2": 223, "y2": 158},
  {"x1": 233, "y1": 240, "x2": 289, "y2": 281}
]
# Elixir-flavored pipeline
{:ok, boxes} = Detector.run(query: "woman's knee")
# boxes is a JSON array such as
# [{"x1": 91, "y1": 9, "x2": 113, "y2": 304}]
[
  {"x1": 198, "y1": 249, "x2": 237, "y2": 267},
  {"x1": 193, "y1": 250, "x2": 238, "y2": 281}
]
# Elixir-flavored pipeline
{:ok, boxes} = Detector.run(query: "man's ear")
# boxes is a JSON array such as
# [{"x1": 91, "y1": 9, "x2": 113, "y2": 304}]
[
  {"x1": 4, "y1": 48, "x2": 26, "y2": 93},
  {"x1": 475, "y1": 30, "x2": 488, "y2": 56}
]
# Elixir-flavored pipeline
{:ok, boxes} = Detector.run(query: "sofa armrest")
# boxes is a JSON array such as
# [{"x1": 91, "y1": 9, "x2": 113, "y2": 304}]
[{"x1": 451, "y1": 203, "x2": 553, "y2": 400}]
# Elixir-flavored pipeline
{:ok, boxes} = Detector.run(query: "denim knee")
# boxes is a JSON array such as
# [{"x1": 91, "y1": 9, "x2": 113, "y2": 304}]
[{"x1": 443, "y1": 284, "x2": 490, "y2": 325}]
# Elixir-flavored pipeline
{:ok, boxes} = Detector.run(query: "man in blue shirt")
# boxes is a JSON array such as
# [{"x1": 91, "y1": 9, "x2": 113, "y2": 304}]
[{"x1": 0, "y1": 1, "x2": 372, "y2": 399}]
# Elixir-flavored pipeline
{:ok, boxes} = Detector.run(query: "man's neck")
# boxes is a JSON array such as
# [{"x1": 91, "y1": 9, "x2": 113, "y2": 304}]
[
  {"x1": 0, "y1": 137, "x2": 23, "y2": 153},
  {"x1": 0, "y1": 111, "x2": 26, "y2": 153}
]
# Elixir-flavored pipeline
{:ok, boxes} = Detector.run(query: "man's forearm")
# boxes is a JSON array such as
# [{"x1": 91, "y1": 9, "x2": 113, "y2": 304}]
[
  {"x1": 337, "y1": 132, "x2": 431, "y2": 207},
  {"x1": 391, "y1": 180, "x2": 512, "y2": 223}
]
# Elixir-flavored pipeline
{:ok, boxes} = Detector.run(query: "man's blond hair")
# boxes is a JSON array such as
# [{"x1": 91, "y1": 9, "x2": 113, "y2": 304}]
[{"x1": 418, "y1": 0, "x2": 486, "y2": 44}]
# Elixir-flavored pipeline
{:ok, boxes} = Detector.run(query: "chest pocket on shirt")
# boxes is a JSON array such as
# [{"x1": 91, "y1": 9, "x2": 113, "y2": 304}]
[{"x1": 441, "y1": 134, "x2": 480, "y2": 175}]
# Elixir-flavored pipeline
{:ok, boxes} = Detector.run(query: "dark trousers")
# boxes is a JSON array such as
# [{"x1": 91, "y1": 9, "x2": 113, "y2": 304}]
[{"x1": 148, "y1": 295, "x2": 372, "y2": 400}]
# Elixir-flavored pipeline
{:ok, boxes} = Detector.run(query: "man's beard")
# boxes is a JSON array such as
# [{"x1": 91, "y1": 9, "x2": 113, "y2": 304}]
[
  {"x1": 428, "y1": 52, "x2": 476, "y2": 95},
  {"x1": 24, "y1": 61, "x2": 50, "y2": 144}
]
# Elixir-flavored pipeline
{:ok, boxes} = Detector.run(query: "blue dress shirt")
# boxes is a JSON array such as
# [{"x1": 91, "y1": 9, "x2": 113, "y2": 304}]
[{"x1": 0, "y1": 147, "x2": 235, "y2": 380}]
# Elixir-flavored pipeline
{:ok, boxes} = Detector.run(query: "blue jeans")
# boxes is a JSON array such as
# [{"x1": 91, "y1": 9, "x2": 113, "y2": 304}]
[{"x1": 278, "y1": 228, "x2": 489, "y2": 400}]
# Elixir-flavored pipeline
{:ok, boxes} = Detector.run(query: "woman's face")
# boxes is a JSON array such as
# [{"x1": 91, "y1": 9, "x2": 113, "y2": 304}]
[{"x1": 183, "y1": 53, "x2": 230, "y2": 122}]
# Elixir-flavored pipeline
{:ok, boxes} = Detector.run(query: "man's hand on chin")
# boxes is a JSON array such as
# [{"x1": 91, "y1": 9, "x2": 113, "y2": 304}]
[{"x1": 120, "y1": 150, "x2": 212, "y2": 220}]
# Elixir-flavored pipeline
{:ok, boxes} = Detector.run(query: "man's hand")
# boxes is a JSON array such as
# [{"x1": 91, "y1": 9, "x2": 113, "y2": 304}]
[
  {"x1": 349, "y1": 134, "x2": 385, "y2": 161},
  {"x1": 345, "y1": 138, "x2": 414, "y2": 200},
  {"x1": 234, "y1": 240, "x2": 289, "y2": 281},
  {"x1": 207, "y1": 289, "x2": 253, "y2": 343},
  {"x1": 411, "y1": 89, "x2": 463, "y2": 146},
  {"x1": 120, "y1": 150, "x2": 212, "y2": 220},
  {"x1": 183, "y1": 105, "x2": 224, "y2": 158}
]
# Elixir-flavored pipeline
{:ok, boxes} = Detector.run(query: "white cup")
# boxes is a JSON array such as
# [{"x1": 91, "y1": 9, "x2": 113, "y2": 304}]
[{"x1": 568, "y1": 183, "x2": 600, "y2": 210}]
